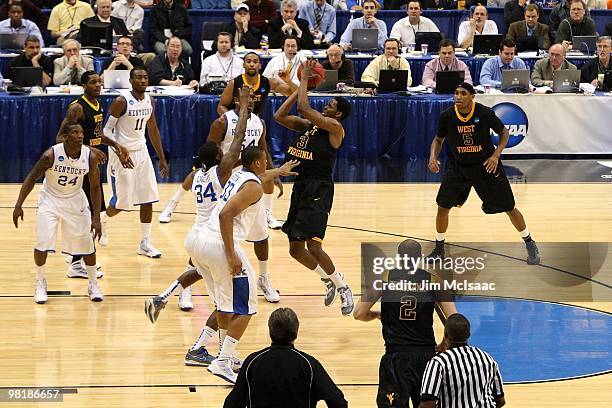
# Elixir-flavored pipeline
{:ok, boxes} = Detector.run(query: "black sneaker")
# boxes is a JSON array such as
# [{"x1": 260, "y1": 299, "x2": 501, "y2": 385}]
[
  {"x1": 185, "y1": 347, "x2": 216, "y2": 367},
  {"x1": 144, "y1": 296, "x2": 166, "y2": 323},
  {"x1": 322, "y1": 271, "x2": 343, "y2": 307},
  {"x1": 425, "y1": 241, "x2": 445, "y2": 263},
  {"x1": 526, "y1": 241, "x2": 540, "y2": 265}
]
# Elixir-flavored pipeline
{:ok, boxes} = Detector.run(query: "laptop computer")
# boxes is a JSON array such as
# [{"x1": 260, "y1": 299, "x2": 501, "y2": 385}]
[
  {"x1": 501, "y1": 69, "x2": 530, "y2": 92},
  {"x1": 352, "y1": 28, "x2": 378, "y2": 51},
  {"x1": 11, "y1": 67, "x2": 43, "y2": 87},
  {"x1": 552, "y1": 70, "x2": 580, "y2": 93},
  {"x1": 415, "y1": 32, "x2": 444, "y2": 53},
  {"x1": 0, "y1": 33, "x2": 28, "y2": 50},
  {"x1": 378, "y1": 69, "x2": 408, "y2": 93},
  {"x1": 313, "y1": 70, "x2": 338, "y2": 92},
  {"x1": 435, "y1": 70, "x2": 465, "y2": 94},
  {"x1": 572, "y1": 36, "x2": 597, "y2": 55},
  {"x1": 104, "y1": 70, "x2": 131, "y2": 89},
  {"x1": 472, "y1": 34, "x2": 503, "y2": 55}
]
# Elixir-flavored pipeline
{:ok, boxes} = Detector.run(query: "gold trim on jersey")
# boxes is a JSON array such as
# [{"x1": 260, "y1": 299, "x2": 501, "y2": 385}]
[
  {"x1": 81, "y1": 95, "x2": 101, "y2": 112},
  {"x1": 312, "y1": 237, "x2": 323, "y2": 243},
  {"x1": 241, "y1": 74, "x2": 261, "y2": 91},
  {"x1": 454, "y1": 102, "x2": 475, "y2": 123}
]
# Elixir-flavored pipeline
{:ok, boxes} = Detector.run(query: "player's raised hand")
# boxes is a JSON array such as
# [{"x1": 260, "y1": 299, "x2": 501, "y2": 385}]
[
  {"x1": 301, "y1": 60, "x2": 316, "y2": 79},
  {"x1": 483, "y1": 155, "x2": 498, "y2": 173},
  {"x1": 91, "y1": 218, "x2": 102, "y2": 241},
  {"x1": 12, "y1": 206, "x2": 24, "y2": 228},
  {"x1": 428, "y1": 157, "x2": 440, "y2": 173},
  {"x1": 278, "y1": 159, "x2": 300, "y2": 177},
  {"x1": 238, "y1": 85, "x2": 251, "y2": 105}
]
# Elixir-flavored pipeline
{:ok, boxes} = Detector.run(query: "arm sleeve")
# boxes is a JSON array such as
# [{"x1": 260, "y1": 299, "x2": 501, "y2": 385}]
[
  {"x1": 479, "y1": 59, "x2": 499, "y2": 87},
  {"x1": 491, "y1": 361, "x2": 505, "y2": 398},
  {"x1": 310, "y1": 358, "x2": 348, "y2": 408},
  {"x1": 457, "y1": 22, "x2": 468, "y2": 46},
  {"x1": 325, "y1": 11, "x2": 337, "y2": 43},
  {"x1": 422, "y1": 61, "x2": 436, "y2": 88},
  {"x1": 360, "y1": 58, "x2": 380, "y2": 84},
  {"x1": 377, "y1": 21, "x2": 388, "y2": 50},
  {"x1": 531, "y1": 60, "x2": 546, "y2": 87},
  {"x1": 420, "y1": 358, "x2": 444, "y2": 401},
  {"x1": 103, "y1": 115, "x2": 119, "y2": 140},
  {"x1": 389, "y1": 21, "x2": 402, "y2": 41}
]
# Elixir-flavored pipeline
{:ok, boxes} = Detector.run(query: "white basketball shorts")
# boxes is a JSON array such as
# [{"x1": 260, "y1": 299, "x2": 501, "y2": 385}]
[{"x1": 108, "y1": 147, "x2": 159, "y2": 210}]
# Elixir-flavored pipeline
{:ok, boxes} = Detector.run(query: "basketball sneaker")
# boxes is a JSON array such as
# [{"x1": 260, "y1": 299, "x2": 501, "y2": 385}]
[
  {"x1": 138, "y1": 239, "x2": 162, "y2": 258},
  {"x1": 425, "y1": 240, "x2": 445, "y2": 263},
  {"x1": 99, "y1": 212, "x2": 108, "y2": 246},
  {"x1": 144, "y1": 296, "x2": 166, "y2": 323},
  {"x1": 66, "y1": 261, "x2": 104, "y2": 279},
  {"x1": 231, "y1": 354, "x2": 243, "y2": 372},
  {"x1": 208, "y1": 358, "x2": 237, "y2": 384},
  {"x1": 64, "y1": 256, "x2": 102, "y2": 272},
  {"x1": 526, "y1": 241, "x2": 540, "y2": 265},
  {"x1": 257, "y1": 274, "x2": 280, "y2": 303},
  {"x1": 184, "y1": 347, "x2": 215, "y2": 367},
  {"x1": 178, "y1": 287, "x2": 193, "y2": 311},
  {"x1": 88, "y1": 281, "x2": 104, "y2": 302},
  {"x1": 266, "y1": 209, "x2": 283, "y2": 230},
  {"x1": 34, "y1": 278, "x2": 47, "y2": 304},
  {"x1": 158, "y1": 200, "x2": 178, "y2": 223},
  {"x1": 338, "y1": 286, "x2": 355, "y2": 316},
  {"x1": 322, "y1": 274, "x2": 339, "y2": 307}
]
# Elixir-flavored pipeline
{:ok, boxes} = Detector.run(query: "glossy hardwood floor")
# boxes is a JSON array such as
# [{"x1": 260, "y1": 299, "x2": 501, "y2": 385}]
[{"x1": 0, "y1": 183, "x2": 610, "y2": 407}]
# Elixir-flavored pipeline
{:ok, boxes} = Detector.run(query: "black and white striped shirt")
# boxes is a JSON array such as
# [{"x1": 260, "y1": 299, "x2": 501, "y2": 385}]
[{"x1": 420, "y1": 345, "x2": 504, "y2": 408}]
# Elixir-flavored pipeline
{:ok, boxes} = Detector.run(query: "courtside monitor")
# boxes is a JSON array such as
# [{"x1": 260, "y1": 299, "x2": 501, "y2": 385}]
[{"x1": 81, "y1": 20, "x2": 112, "y2": 50}]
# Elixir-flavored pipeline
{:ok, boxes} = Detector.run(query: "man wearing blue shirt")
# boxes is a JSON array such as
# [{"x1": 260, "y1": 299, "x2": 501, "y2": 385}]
[
  {"x1": 479, "y1": 39, "x2": 526, "y2": 87},
  {"x1": 339, "y1": 0, "x2": 388, "y2": 51},
  {"x1": 298, "y1": 0, "x2": 337, "y2": 46},
  {"x1": 0, "y1": 3, "x2": 44, "y2": 47}
]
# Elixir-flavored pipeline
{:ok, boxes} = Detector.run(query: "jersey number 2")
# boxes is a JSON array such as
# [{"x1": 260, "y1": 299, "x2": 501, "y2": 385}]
[
  {"x1": 194, "y1": 182, "x2": 217, "y2": 204},
  {"x1": 399, "y1": 296, "x2": 417, "y2": 321},
  {"x1": 134, "y1": 118, "x2": 145, "y2": 131},
  {"x1": 58, "y1": 176, "x2": 78, "y2": 186}
]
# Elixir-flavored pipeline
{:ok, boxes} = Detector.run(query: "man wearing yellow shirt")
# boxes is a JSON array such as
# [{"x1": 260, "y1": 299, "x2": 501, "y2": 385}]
[
  {"x1": 48, "y1": 0, "x2": 94, "y2": 45},
  {"x1": 361, "y1": 38, "x2": 413, "y2": 88}
]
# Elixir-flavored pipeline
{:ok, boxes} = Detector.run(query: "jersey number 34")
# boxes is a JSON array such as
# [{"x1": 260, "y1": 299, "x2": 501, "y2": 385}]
[{"x1": 194, "y1": 182, "x2": 217, "y2": 203}]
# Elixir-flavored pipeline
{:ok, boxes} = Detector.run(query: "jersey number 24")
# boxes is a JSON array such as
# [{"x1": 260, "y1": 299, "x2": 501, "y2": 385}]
[
  {"x1": 58, "y1": 175, "x2": 78, "y2": 186},
  {"x1": 194, "y1": 182, "x2": 217, "y2": 203}
]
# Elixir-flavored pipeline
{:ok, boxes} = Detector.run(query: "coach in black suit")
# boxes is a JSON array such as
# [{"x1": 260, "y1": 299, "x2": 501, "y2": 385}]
[
  {"x1": 267, "y1": 0, "x2": 314, "y2": 50},
  {"x1": 505, "y1": 4, "x2": 551, "y2": 50}
]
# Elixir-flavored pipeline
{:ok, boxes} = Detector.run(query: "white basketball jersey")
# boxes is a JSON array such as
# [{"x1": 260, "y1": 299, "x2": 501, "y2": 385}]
[
  {"x1": 191, "y1": 165, "x2": 223, "y2": 231},
  {"x1": 207, "y1": 169, "x2": 262, "y2": 242},
  {"x1": 220, "y1": 110, "x2": 264, "y2": 155},
  {"x1": 114, "y1": 91, "x2": 153, "y2": 151},
  {"x1": 42, "y1": 143, "x2": 90, "y2": 198}
]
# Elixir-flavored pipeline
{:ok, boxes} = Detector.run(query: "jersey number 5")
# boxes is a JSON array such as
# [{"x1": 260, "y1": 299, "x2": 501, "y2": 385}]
[
  {"x1": 134, "y1": 118, "x2": 145, "y2": 131},
  {"x1": 399, "y1": 295, "x2": 417, "y2": 321},
  {"x1": 58, "y1": 175, "x2": 78, "y2": 186},
  {"x1": 194, "y1": 182, "x2": 217, "y2": 204}
]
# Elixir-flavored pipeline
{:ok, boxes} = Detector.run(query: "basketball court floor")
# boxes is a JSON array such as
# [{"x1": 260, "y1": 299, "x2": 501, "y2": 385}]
[{"x1": 0, "y1": 181, "x2": 610, "y2": 407}]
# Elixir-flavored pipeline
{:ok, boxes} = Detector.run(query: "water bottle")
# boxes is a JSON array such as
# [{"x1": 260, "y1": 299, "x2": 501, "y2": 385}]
[{"x1": 260, "y1": 34, "x2": 269, "y2": 54}]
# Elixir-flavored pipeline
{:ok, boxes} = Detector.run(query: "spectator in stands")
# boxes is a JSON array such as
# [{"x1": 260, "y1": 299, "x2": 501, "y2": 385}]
[
  {"x1": 133, "y1": 0, "x2": 155, "y2": 8},
  {"x1": 102, "y1": 35, "x2": 144, "y2": 72},
  {"x1": 268, "y1": 0, "x2": 314, "y2": 49},
  {"x1": 390, "y1": 1, "x2": 440, "y2": 47},
  {"x1": 0, "y1": 3, "x2": 44, "y2": 46},
  {"x1": 555, "y1": 0, "x2": 597, "y2": 47},
  {"x1": 298, "y1": 0, "x2": 337, "y2": 47},
  {"x1": 580, "y1": 35, "x2": 611, "y2": 87},
  {"x1": 0, "y1": 0, "x2": 47, "y2": 32},
  {"x1": 506, "y1": 4, "x2": 551, "y2": 50},
  {"x1": 549, "y1": 0, "x2": 573, "y2": 39},
  {"x1": 7, "y1": 35, "x2": 52, "y2": 86},
  {"x1": 53, "y1": 39, "x2": 94, "y2": 85},
  {"x1": 479, "y1": 39, "x2": 526, "y2": 87},
  {"x1": 148, "y1": 36, "x2": 198, "y2": 87},
  {"x1": 244, "y1": 0, "x2": 276, "y2": 30},
  {"x1": 224, "y1": 3, "x2": 263, "y2": 50},
  {"x1": 80, "y1": 0, "x2": 129, "y2": 40},
  {"x1": 457, "y1": 5, "x2": 498, "y2": 49},
  {"x1": 340, "y1": 0, "x2": 387, "y2": 51},
  {"x1": 200, "y1": 32, "x2": 244, "y2": 85},
  {"x1": 531, "y1": 43, "x2": 577, "y2": 86},
  {"x1": 224, "y1": 307, "x2": 348, "y2": 408},
  {"x1": 321, "y1": 43, "x2": 355, "y2": 85},
  {"x1": 112, "y1": 0, "x2": 145, "y2": 52},
  {"x1": 504, "y1": 0, "x2": 544, "y2": 28},
  {"x1": 150, "y1": 0, "x2": 193, "y2": 56},
  {"x1": 488, "y1": 0, "x2": 511, "y2": 6},
  {"x1": 263, "y1": 35, "x2": 302, "y2": 85},
  {"x1": 48, "y1": 0, "x2": 94, "y2": 45},
  {"x1": 422, "y1": 39, "x2": 472, "y2": 88},
  {"x1": 421, "y1": 0, "x2": 457, "y2": 9},
  {"x1": 362, "y1": 38, "x2": 412, "y2": 87}
]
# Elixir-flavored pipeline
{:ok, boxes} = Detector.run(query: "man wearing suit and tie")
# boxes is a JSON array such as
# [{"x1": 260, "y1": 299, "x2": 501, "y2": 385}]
[
  {"x1": 267, "y1": 0, "x2": 314, "y2": 49},
  {"x1": 506, "y1": 4, "x2": 551, "y2": 50}
]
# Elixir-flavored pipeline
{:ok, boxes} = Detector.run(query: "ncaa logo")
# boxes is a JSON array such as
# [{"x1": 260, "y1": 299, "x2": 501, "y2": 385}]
[
  {"x1": 489, "y1": 103, "x2": 528, "y2": 148},
  {"x1": 58, "y1": 156, "x2": 64, "y2": 162},
  {"x1": 129, "y1": 100, "x2": 135, "y2": 105}
]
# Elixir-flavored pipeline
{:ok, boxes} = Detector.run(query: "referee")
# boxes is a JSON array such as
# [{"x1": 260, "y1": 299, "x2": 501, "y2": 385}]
[
  {"x1": 419, "y1": 314, "x2": 506, "y2": 408},
  {"x1": 427, "y1": 82, "x2": 540, "y2": 265},
  {"x1": 223, "y1": 308, "x2": 348, "y2": 408}
]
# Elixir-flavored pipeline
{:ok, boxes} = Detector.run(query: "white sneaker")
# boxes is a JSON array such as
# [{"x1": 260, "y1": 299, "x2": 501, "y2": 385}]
[
  {"x1": 257, "y1": 274, "x2": 280, "y2": 303},
  {"x1": 138, "y1": 239, "x2": 162, "y2": 258},
  {"x1": 208, "y1": 358, "x2": 237, "y2": 384},
  {"x1": 178, "y1": 287, "x2": 193, "y2": 311},
  {"x1": 34, "y1": 278, "x2": 47, "y2": 304},
  {"x1": 88, "y1": 281, "x2": 104, "y2": 302},
  {"x1": 99, "y1": 213, "x2": 108, "y2": 246},
  {"x1": 231, "y1": 354, "x2": 243, "y2": 372},
  {"x1": 66, "y1": 261, "x2": 104, "y2": 279},
  {"x1": 159, "y1": 200, "x2": 178, "y2": 223},
  {"x1": 64, "y1": 257, "x2": 102, "y2": 272},
  {"x1": 266, "y1": 209, "x2": 283, "y2": 230}
]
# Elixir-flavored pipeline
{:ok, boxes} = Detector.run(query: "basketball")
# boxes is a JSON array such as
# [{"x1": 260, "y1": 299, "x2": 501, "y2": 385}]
[{"x1": 297, "y1": 61, "x2": 325, "y2": 89}]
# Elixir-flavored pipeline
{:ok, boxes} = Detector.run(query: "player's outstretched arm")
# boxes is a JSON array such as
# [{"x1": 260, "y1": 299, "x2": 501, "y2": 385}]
[
  {"x1": 181, "y1": 170, "x2": 197, "y2": 191},
  {"x1": 13, "y1": 149, "x2": 54, "y2": 228},
  {"x1": 273, "y1": 90, "x2": 309, "y2": 132},
  {"x1": 217, "y1": 79, "x2": 235, "y2": 116},
  {"x1": 206, "y1": 115, "x2": 226, "y2": 145},
  {"x1": 353, "y1": 289, "x2": 382, "y2": 322},
  {"x1": 269, "y1": 75, "x2": 298, "y2": 96},
  {"x1": 56, "y1": 103, "x2": 83, "y2": 143},
  {"x1": 145, "y1": 98, "x2": 168, "y2": 177},
  {"x1": 218, "y1": 86, "x2": 251, "y2": 186},
  {"x1": 259, "y1": 160, "x2": 300, "y2": 184},
  {"x1": 88, "y1": 151, "x2": 102, "y2": 241}
]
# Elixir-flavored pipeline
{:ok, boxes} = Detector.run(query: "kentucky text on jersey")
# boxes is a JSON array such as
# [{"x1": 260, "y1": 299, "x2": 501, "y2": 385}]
[
  {"x1": 231, "y1": 128, "x2": 262, "y2": 138},
  {"x1": 127, "y1": 108, "x2": 153, "y2": 117},
  {"x1": 287, "y1": 146, "x2": 314, "y2": 160},
  {"x1": 52, "y1": 165, "x2": 88, "y2": 175}
]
